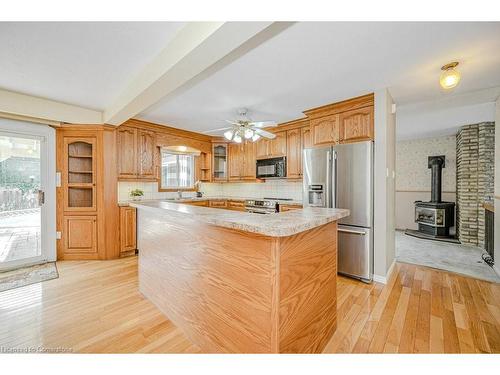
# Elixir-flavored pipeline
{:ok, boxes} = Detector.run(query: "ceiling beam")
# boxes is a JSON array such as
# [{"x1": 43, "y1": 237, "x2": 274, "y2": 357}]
[
  {"x1": 103, "y1": 22, "x2": 280, "y2": 126},
  {"x1": 0, "y1": 88, "x2": 103, "y2": 124}
]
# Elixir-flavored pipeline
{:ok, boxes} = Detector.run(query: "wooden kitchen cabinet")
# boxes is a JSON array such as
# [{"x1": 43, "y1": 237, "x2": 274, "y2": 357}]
[
  {"x1": 228, "y1": 141, "x2": 256, "y2": 180},
  {"x1": 117, "y1": 126, "x2": 137, "y2": 178},
  {"x1": 227, "y1": 200, "x2": 246, "y2": 211},
  {"x1": 120, "y1": 206, "x2": 136, "y2": 255},
  {"x1": 279, "y1": 204, "x2": 303, "y2": 212},
  {"x1": 286, "y1": 128, "x2": 303, "y2": 179},
  {"x1": 209, "y1": 200, "x2": 227, "y2": 208},
  {"x1": 310, "y1": 114, "x2": 340, "y2": 146},
  {"x1": 339, "y1": 106, "x2": 374, "y2": 143},
  {"x1": 63, "y1": 215, "x2": 97, "y2": 255},
  {"x1": 302, "y1": 126, "x2": 311, "y2": 149},
  {"x1": 117, "y1": 126, "x2": 157, "y2": 180},
  {"x1": 184, "y1": 200, "x2": 209, "y2": 207},
  {"x1": 256, "y1": 131, "x2": 286, "y2": 159}
]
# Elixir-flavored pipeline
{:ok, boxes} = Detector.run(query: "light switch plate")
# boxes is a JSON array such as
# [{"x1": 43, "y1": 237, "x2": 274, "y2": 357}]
[
  {"x1": 56, "y1": 231, "x2": 61, "y2": 240},
  {"x1": 56, "y1": 172, "x2": 61, "y2": 187}
]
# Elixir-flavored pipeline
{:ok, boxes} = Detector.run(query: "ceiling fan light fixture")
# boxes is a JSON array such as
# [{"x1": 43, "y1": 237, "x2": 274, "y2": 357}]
[
  {"x1": 233, "y1": 134, "x2": 242, "y2": 143},
  {"x1": 251, "y1": 133, "x2": 260, "y2": 142},
  {"x1": 439, "y1": 61, "x2": 461, "y2": 90},
  {"x1": 224, "y1": 130, "x2": 234, "y2": 141},
  {"x1": 244, "y1": 128, "x2": 254, "y2": 139}
]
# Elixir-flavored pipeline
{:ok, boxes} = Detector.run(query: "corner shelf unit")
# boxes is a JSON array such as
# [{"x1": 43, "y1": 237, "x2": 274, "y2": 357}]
[{"x1": 64, "y1": 138, "x2": 97, "y2": 211}]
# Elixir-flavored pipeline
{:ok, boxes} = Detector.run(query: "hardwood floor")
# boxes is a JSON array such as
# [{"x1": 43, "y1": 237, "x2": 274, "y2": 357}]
[{"x1": 0, "y1": 257, "x2": 498, "y2": 353}]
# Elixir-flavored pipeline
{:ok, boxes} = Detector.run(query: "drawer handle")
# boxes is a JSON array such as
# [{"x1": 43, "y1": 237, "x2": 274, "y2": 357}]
[{"x1": 338, "y1": 228, "x2": 366, "y2": 235}]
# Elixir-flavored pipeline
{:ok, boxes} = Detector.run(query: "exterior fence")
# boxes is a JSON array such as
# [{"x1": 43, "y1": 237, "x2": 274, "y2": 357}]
[{"x1": 0, "y1": 188, "x2": 39, "y2": 212}]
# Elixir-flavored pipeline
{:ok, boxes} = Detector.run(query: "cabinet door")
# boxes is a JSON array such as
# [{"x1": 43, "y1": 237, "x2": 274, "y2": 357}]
[
  {"x1": 241, "y1": 141, "x2": 256, "y2": 179},
  {"x1": 310, "y1": 114, "x2": 340, "y2": 146},
  {"x1": 120, "y1": 207, "x2": 136, "y2": 253},
  {"x1": 213, "y1": 143, "x2": 228, "y2": 181},
  {"x1": 209, "y1": 200, "x2": 228, "y2": 208},
  {"x1": 137, "y1": 130, "x2": 156, "y2": 178},
  {"x1": 117, "y1": 126, "x2": 138, "y2": 178},
  {"x1": 255, "y1": 139, "x2": 269, "y2": 159},
  {"x1": 301, "y1": 126, "x2": 311, "y2": 149},
  {"x1": 227, "y1": 200, "x2": 245, "y2": 211},
  {"x1": 228, "y1": 143, "x2": 242, "y2": 180},
  {"x1": 64, "y1": 215, "x2": 97, "y2": 254},
  {"x1": 269, "y1": 131, "x2": 287, "y2": 157},
  {"x1": 339, "y1": 107, "x2": 374, "y2": 143},
  {"x1": 64, "y1": 137, "x2": 97, "y2": 212},
  {"x1": 286, "y1": 129, "x2": 302, "y2": 179}
]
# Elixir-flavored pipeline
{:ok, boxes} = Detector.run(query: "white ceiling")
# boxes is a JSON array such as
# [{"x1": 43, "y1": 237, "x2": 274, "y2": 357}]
[
  {"x1": 1, "y1": 22, "x2": 499, "y2": 139},
  {"x1": 0, "y1": 22, "x2": 185, "y2": 110},
  {"x1": 137, "y1": 22, "x2": 500, "y2": 136}
]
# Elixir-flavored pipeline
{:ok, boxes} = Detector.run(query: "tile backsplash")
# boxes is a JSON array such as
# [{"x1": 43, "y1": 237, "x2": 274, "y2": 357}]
[{"x1": 118, "y1": 180, "x2": 303, "y2": 202}]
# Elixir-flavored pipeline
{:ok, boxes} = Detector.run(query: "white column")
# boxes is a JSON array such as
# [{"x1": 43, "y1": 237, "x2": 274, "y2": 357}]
[{"x1": 373, "y1": 89, "x2": 396, "y2": 283}]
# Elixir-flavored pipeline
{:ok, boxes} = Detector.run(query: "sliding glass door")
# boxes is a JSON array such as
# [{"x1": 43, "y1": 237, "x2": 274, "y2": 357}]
[{"x1": 0, "y1": 127, "x2": 51, "y2": 270}]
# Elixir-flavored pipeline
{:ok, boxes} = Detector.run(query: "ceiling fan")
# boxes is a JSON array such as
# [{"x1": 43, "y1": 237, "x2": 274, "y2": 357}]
[{"x1": 204, "y1": 108, "x2": 277, "y2": 143}]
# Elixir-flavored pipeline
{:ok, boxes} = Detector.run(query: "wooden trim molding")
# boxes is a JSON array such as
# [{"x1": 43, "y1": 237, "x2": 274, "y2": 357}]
[
  {"x1": 123, "y1": 118, "x2": 213, "y2": 142},
  {"x1": 303, "y1": 93, "x2": 374, "y2": 119}
]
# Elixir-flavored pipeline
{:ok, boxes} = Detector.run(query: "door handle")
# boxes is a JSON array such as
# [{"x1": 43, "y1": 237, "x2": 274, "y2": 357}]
[
  {"x1": 37, "y1": 190, "x2": 45, "y2": 206},
  {"x1": 338, "y1": 228, "x2": 366, "y2": 235}
]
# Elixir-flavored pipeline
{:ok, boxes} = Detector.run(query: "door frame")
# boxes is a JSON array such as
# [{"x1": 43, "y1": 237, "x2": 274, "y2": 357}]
[{"x1": 0, "y1": 118, "x2": 56, "y2": 270}]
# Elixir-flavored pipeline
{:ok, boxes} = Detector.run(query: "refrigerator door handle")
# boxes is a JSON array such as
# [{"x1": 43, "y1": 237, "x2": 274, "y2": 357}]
[
  {"x1": 333, "y1": 151, "x2": 338, "y2": 208},
  {"x1": 326, "y1": 150, "x2": 331, "y2": 208},
  {"x1": 338, "y1": 228, "x2": 367, "y2": 235}
]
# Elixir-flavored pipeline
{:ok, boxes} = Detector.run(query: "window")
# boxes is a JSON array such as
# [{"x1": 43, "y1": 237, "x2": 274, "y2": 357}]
[{"x1": 160, "y1": 150, "x2": 195, "y2": 190}]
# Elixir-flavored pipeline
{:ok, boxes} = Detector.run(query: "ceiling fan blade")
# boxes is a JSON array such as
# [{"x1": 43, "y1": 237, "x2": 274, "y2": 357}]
[
  {"x1": 225, "y1": 120, "x2": 241, "y2": 125},
  {"x1": 203, "y1": 126, "x2": 233, "y2": 134},
  {"x1": 249, "y1": 121, "x2": 277, "y2": 128},
  {"x1": 254, "y1": 128, "x2": 276, "y2": 139}
]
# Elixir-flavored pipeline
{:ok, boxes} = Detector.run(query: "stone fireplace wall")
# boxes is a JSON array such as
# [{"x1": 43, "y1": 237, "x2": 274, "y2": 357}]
[{"x1": 456, "y1": 122, "x2": 495, "y2": 247}]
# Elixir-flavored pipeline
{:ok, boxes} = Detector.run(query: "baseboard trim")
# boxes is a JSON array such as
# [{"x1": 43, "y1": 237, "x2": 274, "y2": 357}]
[{"x1": 373, "y1": 260, "x2": 396, "y2": 284}]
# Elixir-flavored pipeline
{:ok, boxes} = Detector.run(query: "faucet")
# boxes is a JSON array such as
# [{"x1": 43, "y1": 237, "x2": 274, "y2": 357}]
[{"x1": 177, "y1": 190, "x2": 183, "y2": 199}]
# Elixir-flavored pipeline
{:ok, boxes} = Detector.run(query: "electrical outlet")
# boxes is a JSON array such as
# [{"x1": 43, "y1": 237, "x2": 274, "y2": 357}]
[{"x1": 56, "y1": 231, "x2": 61, "y2": 240}]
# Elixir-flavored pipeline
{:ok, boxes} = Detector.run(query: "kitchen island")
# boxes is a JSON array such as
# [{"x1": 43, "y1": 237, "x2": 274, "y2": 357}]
[{"x1": 130, "y1": 200, "x2": 349, "y2": 353}]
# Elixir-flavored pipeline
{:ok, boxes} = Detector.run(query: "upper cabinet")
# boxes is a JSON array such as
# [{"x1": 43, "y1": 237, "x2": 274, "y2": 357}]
[
  {"x1": 304, "y1": 93, "x2": 374, "y2": 147},
  {"x1": 310, "y1": 114, "x2": 340, "y2": 146},
  {"x1": 255, "y1": 131, "x2": 286, "y2": 159},
  {"x1": 228, "y1": 141, "x2": 256, "y2": 180},
  {"x1": 339, "y1": 106, "x2": 374, "y2": 143},
  {"x1": 286, "y1": 128, "x2": 302, "y2": 179},
  {"x1": 212, "y1": 143, "x2": 228, "y2": 181},
  {"x1": 117, "y1": 126, "x2": 157, "y2": 181}
]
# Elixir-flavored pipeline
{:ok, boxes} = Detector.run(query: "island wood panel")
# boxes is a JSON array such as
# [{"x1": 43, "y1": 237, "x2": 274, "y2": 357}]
[
  {"x1": 138, "y1": 210, "x2": 276, "y2": 353},
  {"x1": 278, "y1": 222, "x2": 337, "y2": 353},
  {"x1": 136, "y1": 209, "x2": 338, "y2": 353}
]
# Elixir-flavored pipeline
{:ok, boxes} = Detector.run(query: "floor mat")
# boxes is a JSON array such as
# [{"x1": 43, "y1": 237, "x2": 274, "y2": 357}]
[{"x1": 0, "y1": 262, "x2": 58, "y2": 292}]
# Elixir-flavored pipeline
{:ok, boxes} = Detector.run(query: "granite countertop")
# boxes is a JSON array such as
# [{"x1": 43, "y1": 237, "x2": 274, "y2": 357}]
[
  {"x1": 130, "y1": 200, "x2": 349, "y2": 237},
  {"x1": 119, "y1": 196, "x2": 303, "y2": 207}
]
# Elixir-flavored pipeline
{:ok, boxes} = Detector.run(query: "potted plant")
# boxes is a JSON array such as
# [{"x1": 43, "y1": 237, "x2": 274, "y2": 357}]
[{"x1": 130, "y1": 189, "x2": 144, "y2": 201}]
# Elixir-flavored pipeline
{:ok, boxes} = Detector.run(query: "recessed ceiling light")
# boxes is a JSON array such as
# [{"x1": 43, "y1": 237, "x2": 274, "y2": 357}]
[{"x1": 440, "y1": 61, "x2": 461, "y2": 90}]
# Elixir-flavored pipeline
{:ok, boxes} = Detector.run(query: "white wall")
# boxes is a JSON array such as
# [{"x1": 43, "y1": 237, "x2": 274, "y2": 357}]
[
  {"x1": 373, "y1": 89, "x2": 396, "y2": 283},
  {"x1": 395, "y1": 135, "x2": 457, "y2": 230}
]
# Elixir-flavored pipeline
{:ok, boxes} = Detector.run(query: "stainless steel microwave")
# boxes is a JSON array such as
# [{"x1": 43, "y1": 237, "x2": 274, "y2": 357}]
[{"x1": 256, "y1": 157, "x2": 286, "y2": 179}]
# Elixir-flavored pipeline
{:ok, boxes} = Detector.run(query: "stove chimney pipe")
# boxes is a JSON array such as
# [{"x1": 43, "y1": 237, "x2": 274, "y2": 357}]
[{"x1": 428, "y1": 155, "x2": 445, "y2": 203}]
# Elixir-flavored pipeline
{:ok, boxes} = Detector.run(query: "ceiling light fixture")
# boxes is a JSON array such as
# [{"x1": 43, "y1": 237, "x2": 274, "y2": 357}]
[
  {"x1": 224, "y1": 130, "x2": 234, "y2": 141},
  {"x1": 251, "y1": 133, "x2": 261, "y2": 142},
  {"x1": 244, "y1": 128, "x2": 254, "y2": 139},
  {"x1": 439, "y1": 61, "x2": 461, "y2": 90},
  {"x1": 233, "y1": 134, "x2": 242, "y2": 143}
]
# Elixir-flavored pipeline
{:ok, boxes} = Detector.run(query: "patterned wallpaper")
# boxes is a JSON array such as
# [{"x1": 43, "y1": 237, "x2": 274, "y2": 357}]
[{"x1": 396, "y1": 135, "x2": 456, "y2": 192}]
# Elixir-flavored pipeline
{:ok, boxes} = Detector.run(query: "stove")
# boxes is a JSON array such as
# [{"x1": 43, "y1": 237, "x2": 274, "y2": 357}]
[
  {"x1": 406, "y1": 155, "x2": 456, "y2": 241},
  {"x1": 245, "y1": 199, "x2": 279, "y2": 214}
]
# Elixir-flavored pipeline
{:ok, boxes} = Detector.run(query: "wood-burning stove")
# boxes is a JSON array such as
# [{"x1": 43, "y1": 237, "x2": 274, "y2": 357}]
[{"x1": 405, "y1": 155, "x2": 457, "y2": 242}]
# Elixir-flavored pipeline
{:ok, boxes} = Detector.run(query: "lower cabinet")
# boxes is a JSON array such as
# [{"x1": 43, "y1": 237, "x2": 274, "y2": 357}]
[
  {"x1": 227, "y1": 200, "x2": 246, "y2": 211},
  {"x1": 279, "y1": 204, "x2": 303, "y2": 212},
  {"x1": 63, "y1": 215, "x2": 98, "y2": 256},
  {"x1": 209, "y1": 200, "x2": 228, "y2": 208},
  {"x1": 120, "y1": 207, "x2": 137, "y2": 255},
  {"x1": 184, "y1": 200, "x2": 209, "y2": 207}
]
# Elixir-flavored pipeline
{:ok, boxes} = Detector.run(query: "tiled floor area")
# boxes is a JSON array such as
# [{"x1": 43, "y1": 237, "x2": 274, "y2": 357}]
[
  {"x1": 396, "y1": 230, "x2": 500, "y2": 283},
  {"x1": 0, "y1": 208, "x2": 40, "y2": 263}
]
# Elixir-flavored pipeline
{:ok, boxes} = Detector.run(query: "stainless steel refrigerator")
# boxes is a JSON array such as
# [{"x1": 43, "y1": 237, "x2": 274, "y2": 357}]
[{"x1": 303, "y1": 141, "x2": 373, "y2": 282}]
